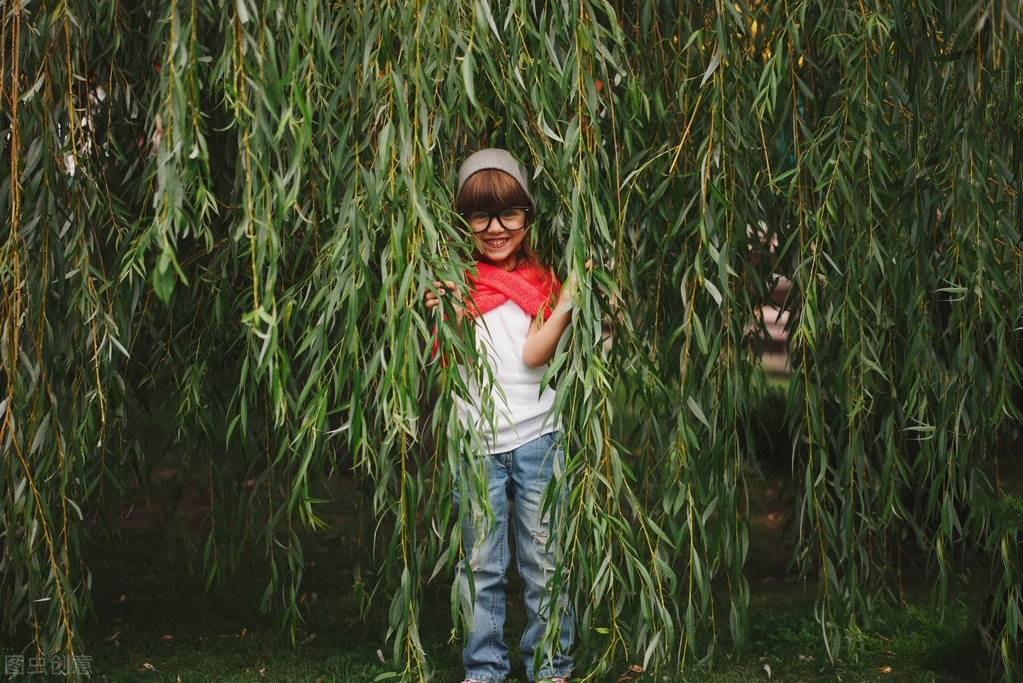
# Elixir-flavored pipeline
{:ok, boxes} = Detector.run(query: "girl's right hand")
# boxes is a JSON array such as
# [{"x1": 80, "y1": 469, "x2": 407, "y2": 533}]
[{"x1": 425, "y1": 280, "x2": 464, "y2": 319}]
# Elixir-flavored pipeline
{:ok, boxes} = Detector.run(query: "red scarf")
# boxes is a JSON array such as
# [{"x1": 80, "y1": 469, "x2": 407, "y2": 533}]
[{"x1": 466, "y1": 262, "x2": 561, "y2": 320}]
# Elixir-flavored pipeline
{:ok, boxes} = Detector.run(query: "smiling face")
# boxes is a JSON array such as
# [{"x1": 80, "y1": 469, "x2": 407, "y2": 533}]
[
  {"x1": 471, "y1": 216, "x2": 528, "y2": 270},
  {"x1": 456, "y1": 169, "x2": 536, "y2": 272}
]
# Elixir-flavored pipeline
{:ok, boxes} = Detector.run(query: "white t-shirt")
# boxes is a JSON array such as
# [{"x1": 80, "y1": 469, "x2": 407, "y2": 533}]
[{"x1": 456, "y1": 300, "x2": 559, "y2": 454}]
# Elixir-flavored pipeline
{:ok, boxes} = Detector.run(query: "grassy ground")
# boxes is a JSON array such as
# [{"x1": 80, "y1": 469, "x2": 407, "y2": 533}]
[{"x1": 78, "y1": 472, "x2": 992, "y2": 683}]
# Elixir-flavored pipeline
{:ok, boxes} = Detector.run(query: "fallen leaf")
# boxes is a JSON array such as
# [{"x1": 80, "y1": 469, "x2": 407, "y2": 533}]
[
  {"x1": 142, "y1": 662, "x2": 157, "y2": 671},
  {"x1": 616, "y1": 664, "x2": 644, "y2": 682},
  {"x1": 876, "y1": 666, "x2": 892, "y2": 674}
]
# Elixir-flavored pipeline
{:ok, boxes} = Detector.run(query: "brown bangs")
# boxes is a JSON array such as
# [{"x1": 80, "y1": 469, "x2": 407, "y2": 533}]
[{"x1": 455, "y1": 169, "x2": 533, "y2": 213}]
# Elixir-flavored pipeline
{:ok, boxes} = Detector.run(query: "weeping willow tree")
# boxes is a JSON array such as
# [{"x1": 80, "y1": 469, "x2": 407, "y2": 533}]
[{"x1": 2, "y1": 0, "x2": 1021, "y2": 680}]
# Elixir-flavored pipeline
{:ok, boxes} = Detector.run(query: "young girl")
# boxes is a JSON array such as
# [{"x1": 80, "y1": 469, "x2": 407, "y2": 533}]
[{"x1": 425, "y1": 148, "x2": 576, "y2": 683}]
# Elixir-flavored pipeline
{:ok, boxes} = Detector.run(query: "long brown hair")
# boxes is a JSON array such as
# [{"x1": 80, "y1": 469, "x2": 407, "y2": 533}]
[{"x1": 455, "y1": 169, "x2": 540, "y2": 268}]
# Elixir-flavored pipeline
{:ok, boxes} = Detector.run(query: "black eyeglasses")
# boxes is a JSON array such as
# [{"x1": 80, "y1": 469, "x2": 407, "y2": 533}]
[{"x1": 460, "y1": 206, "x2": 531, "y2": 233}]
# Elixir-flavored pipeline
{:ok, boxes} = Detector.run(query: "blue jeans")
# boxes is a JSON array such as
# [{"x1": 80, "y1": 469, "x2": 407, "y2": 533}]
[{"x1": 456, "y1": 431, "x2": 574, "y2": 682}]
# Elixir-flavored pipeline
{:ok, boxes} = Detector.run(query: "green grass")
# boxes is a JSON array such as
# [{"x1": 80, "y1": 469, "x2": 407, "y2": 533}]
[
  {"x1": 79, "y1": 522, "x2": 988, "y2": 683},
  {"x1": 74, "y1": 423, "x2": 1014, "y2": 683}
]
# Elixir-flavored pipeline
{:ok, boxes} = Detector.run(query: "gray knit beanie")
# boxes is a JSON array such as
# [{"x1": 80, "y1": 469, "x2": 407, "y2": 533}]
[{"x1": 456, "y1": 148, "x2": 535, "y2": 212}]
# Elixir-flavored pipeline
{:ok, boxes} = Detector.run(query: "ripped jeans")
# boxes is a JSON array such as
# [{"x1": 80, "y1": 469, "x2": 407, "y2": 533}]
[{"x1": 456, "y1": 430, "x2": 574, "y2": 683}]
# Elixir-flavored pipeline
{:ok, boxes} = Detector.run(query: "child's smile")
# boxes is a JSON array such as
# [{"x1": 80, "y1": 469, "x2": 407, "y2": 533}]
[{"x1": 474, "y1": 224, "x2": 526, "y2": 271}]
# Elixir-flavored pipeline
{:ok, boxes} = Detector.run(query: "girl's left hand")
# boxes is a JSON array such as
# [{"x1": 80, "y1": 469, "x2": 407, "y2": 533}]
[{"x1": 559, "y1": 259, "x2": 593, "y2": 306}]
